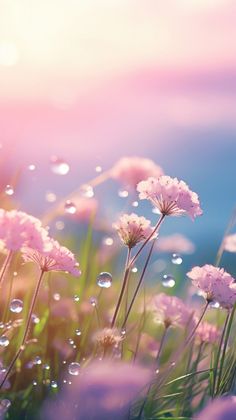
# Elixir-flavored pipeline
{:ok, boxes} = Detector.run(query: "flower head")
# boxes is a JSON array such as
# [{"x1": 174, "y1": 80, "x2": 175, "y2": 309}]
[
  {"x1": 93, "y1": 328, "x2": 122, "y2": 352},
  {"x1": 113, "y1": 213, "x2": 155, "y2": 248},
  {"x1": 137, "y1": 176, "x2": 202, "y2": 219},
  {"x1": 195, "y1": 397, "x2": 236, "y2": 420},
  {"x1": 156, "y1": 233, "x2": 195, "y2": 254},
  {"x1": 22, "y1": 238, "x2": 80, "y2": 276},
  {"x1": 224, "y1": 233, "x2": 236, "y2": 253},
  {"x1": 64, "y1": 197, "x2": 98, "y2": 222},
  {"x1": 111, "y1": 156, "x2": 163, "y2": 189},
  {"x1": 195, "y1": 321, "x2": 220, "y2": 344},
  {"x1": 151, "y1": 293, "x2": 193, "y2": 328},
  {"x1": 187, "y1": 264, "x2": 236, "y2": 309},
  {"x1": 0, "y1": 209, "x2": 51, "y2": 252}
]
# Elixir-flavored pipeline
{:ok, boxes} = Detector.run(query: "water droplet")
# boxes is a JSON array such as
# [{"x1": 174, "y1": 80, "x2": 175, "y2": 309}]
[
  {"x1": 102, "y1": 237, "x2": 114, "y2": 246},
  {"x1": 90, "y1": 297, "x2": 97, "y2": 307},
  {"x1": 64, "y1": 200, "x2": 77, "y2": 215},
  {"x1": 50, "y1": 380, "x2": 58, "y2": 389},
  {"x1": 171, "y1": 253, "x2": 183, "y2": 265},
  {"x1": 13, "y1": 271, "x2": 18, "y2": 277},
  {"x1": 5, "y1": 185, "x2": 14, "y2": 196},
  {"x1": 68, "y1": 338, "x2": 74, "y2": 345},
  {"x1": 210, "y1": 301, "x2": 220, "y2": 309},
  {"x1": 96, "y1": 272, "x2": 112, "y2": 288},
  {"x1": 55, "y1": 220, "x2": 65, "y2": 230},
  {"x1": 74, "y1": 295, "x2": 80, "y2": 302},
  {"x1": 62, "y1": 360, "x2": 67, "y2": 365},
  {"x1": 118, "y1": 189, "x2": 129, "y2": 198},
  {"x1": 131, "y1": 266, "x2": 138, "y2": 273},
  {"x1": 0, "y1": 336, "x2": 9, "y2": 347},
  {"x1": 45, "y1": 191, "x2": 57, "y2": 203},
  {"x1": 53, "y1": 293, "x2": 61, "y2": 301},
  {"x1": 32, "y1": 314, "x2": 40, "y2": 324},
  {"x1": 95, "y1": 165, "x2": 102, "y2": 173},
  {"x1": 121, "y1": 328, "x2": 126, "y2": 337},
  {"x1": 132, "y1": 201, "x2": 139, "y2": 207},
  {"x1": 75, "y1": 329, "x2": 81, "y2": 336},
  {"x1": 81, "y1": 184, "x2": 94, "y2": 198},
  {"x1": 50, "y1": 156, "x2": 70, "y2": 175},
  {"x1": 162, "y1": 274, "x2": 175, "y2": 288},
  {"x1": 10, "y1": 299, "x2": 23, "y2": 314},
  {"x1": 68, "y1": 362, "x2": 80, "y2": 376},
  {"x1": 43, "y1": 363, "x2": 50, "y2": 370},
  {"x1": 63, "y1": 379, "x2": 67, "y2": 384},
  {"x1": 28, "y1": 164, "x2": 36, "y2": 171},
  {"x1": 171, "y1": 362, "x2": 176, "y2": 367},
  {"x1": 33, "y1": 356, "x2": 42, "y2": 365}
]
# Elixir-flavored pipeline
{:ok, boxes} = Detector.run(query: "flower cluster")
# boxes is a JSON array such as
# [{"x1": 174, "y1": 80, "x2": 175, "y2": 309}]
[
  {"x1": 156, "y1": 233, "x2": 195, "y2": 254},
  {"x1": 187, "y1": 264, "x2": 236, "y2": 309},
  {"x1": 0, "y1": 209, "x2": 50, "y2": 252},
  {"x1": 113, "y1": 213, "x2": 155, "y2": 249},
  {"x1": 195, "y1": 321, "x2": 220, "y2": 344},
  {"x1": 224, "y1": 233, "x2": 236, "y2": 253},
  {"x1": 111, "y1": 156, "x2": 163, "y2": 189},
  {"x1": 137, "y1": 176, "x2": 202, "y2": 219},
  {"x1": 93, "y1": 328, "x2": 122, "y2": 352},
  {"x1": 151, "y1": 293, "x2": 194, "y2": 329}
]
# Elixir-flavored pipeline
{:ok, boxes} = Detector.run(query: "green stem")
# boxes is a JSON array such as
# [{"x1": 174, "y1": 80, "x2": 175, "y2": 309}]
[
  {"x1": 0, "y1": 250, "x2": 13, "y2": 290},
  {"x1": 0, "y1": 269, "x2": 45, "y2": 390},
  {"x1": 111, "y1": 248, "x2": 131, "y2": 328}
]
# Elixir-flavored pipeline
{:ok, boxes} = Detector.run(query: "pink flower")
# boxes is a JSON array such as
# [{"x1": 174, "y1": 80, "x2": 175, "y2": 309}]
[
  {"x1": 224, "y1": 233, "x2": 236, "y2": 253},
  {"x1": 137, "y1": 176, "x2": 202, "y2": 219},
  {"x1": 43, "y1": 360, "x2": 152, "y2": 420},
  {"x1": 195, "y1": 321, "x2": 220, "y2": 344},
  {"x1": 151, "y1": 293, "x2": 194, "y2": 328},
  {"x1": 22, "y1": 238, "x2": 80, "y2": 276},
  {"x1": 111, "y1": 156, "x2": 163, "y2": 189},
  {"x1": 187, "y1": 264, "x2": 236, "y2": 309},
  {"x1": 156, "y1": 233, "x2": 195, "y2": 254},
  {"x1": 195, "y1": 397, "x2": 236, "y2": 420},
  {"x1": 65, "y1": 197, "x2": 98, "y2": 222},
  {"x1": 113, "y1": 213, "x2": 155, "y2": 248},
  {"x1": 0, "y1": 209, "x2": 51, "y2": 252}
]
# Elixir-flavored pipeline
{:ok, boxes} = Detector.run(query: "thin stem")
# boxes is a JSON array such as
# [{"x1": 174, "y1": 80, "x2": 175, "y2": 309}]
[
  {"x1": 216, "y1": 306, "x2": 235, "y2": 394},
  {"x1": 211, "y1": 310, "x2": 230, "y2": 397},
  {"x1": 111, "y1": 248, "x2": 131, "y2": 328},
  {"x1": 156, "y1": 326, "x2": 168, "y2": 366},
  {"x1": 0, "y1": 250, "x2": 13, "y2": 290},
  {"x1": 184, "y1": 302, "x2": 209, "y2": 348},
  {"x1": 122, "y1": 241, "x2": 156, "y2": 329},
  {"x1": 0, "y1": 270, "x2": 45, "y2": 390},
  {"x1": 128, "y1": 214, "x2": 165, "y2": 269},
  {"x1": 215, "y1": 207, "x2": 236, "y2": 267}
]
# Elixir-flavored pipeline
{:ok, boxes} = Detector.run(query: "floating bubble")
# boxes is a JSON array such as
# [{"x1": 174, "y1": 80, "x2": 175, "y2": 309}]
[
  {"x1": 132, "y1": 201, "x2": 139, "y2": 207},
  {"x1": 55, "y1": 220, "x2": 65, "y2": 230},
  {"x1": 68, "y1": 362, "x2": 80, "y2": 376},
  {"x1": 81, "y1": 184, "x2": 94, "y2": 198},
  {"x1": 45, "y1": 191, "x2": 57, "y2": 203},
  {"x1": 5, "y1": 185, "x2": 14, "y2": 196},
  {"x1": 103, "y1": 237, "x2": 114, "y2": 246},
  {"x1": 28, "y1": 164, "x2": 36, "y2": 171},
  {"x1": 171, "y1": 253, "x2": 183, "y2": 265},
  {"x1": 95, "y1": 166, "x2": 102, "y2": 173},
  {"x1": 64, "y1": 200, "x2": 77, "y2": 214},
  {"x1": 0, "y1": 336, "x2": 9, "y2": 347},
  {"x1": 10, "y1": 299, "x2": 23, "y2": 314},
  {"x1": 162, "y1": 274, "x2": 175, "y2": 288},
  {"x1": 50, "y1": 156, "x2": 70, "y2": 175},
  {"x1": 131, "y1": 266, "x2": 138, "y2": 273},
  {"x1": 96, "y1": 272, "x2": 112, "y2": 288}
]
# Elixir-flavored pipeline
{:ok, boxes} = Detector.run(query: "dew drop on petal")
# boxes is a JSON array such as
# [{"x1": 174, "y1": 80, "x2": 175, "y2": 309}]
[
  {"x1": 96, "y1": 272, "x2": 112, "y2": 288},
  {"x1": 50, "y1": 156, "x2": 70, "y2": 175},
  {"x1": 162, "y1": 274, "x2": 175, "y2": 288},
  {"x1": 5, "y1": 185, "x2": 14, "y2": 196},
  {"x1": 171, "y1": 253, "x2": 183, "y2": 265},
  {"x1": 118, "y1": 189, "x2": 129, "y2": 198},
  {"x1": 0, "y1": 336, "x2": 9, "y2": 347},
  {"x1": 10, "y1": 299, "x2": 23, "y2": 313},
  {"x1": 68, "y1": 362, "x2": 80, "y2": 376},
  {"x1": 64, "y1": 200, "x2": 77, "y2": 215}
]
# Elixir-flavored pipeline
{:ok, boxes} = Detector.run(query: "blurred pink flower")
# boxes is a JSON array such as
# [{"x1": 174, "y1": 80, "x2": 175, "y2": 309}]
[
  {"x1": 195, "y1": 321, "x2": 220, "y2": 344},
  {"x1": 93, "y1": 328, "x2": 122, "y2": 352},
  {"x1": 22, "y1": 238, "x2": 80, "y2": 276},
  {"x1": 195, "y1": 397, "x2": 236, "y2": 420},
  {"x1": 111, "y1": 156, "x2": 163, "y2": 189},
  {"x1": 0, "y1": 209, "x2": 51, "y2": 252},
  {"x1": 156, "y1": 233, "x2": 195, "y2": 254},
  {"x1": 65, "y1": 197, "x2": 98, "y2": 222},
  {"x1": 224, "y1": 233, "x2": 236, "y2": 253},
  {"x1": 113, "y1": 213, "x2": 155, "y2": 248},
  {"x1": 43, "y1": 360, "x2": 152, "y2": 420},
  {"x1": 187, "y1": 264, "x2": 236, "y2": 309},
  {"x1": 151, "y1": 293, "x2": 193, "y2": 328},
  {"x1": 137, "y1": 176, "x2": 202, "y2": 219}
]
